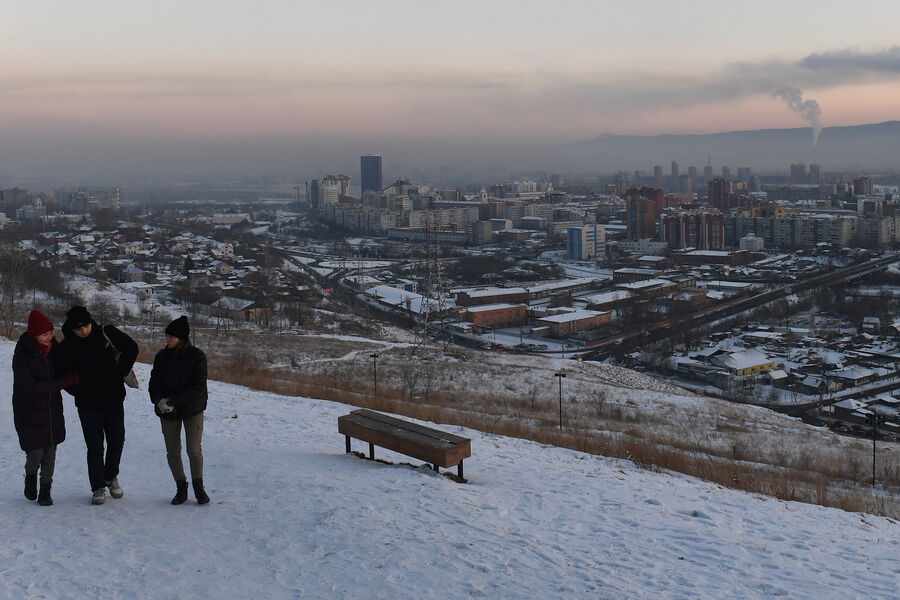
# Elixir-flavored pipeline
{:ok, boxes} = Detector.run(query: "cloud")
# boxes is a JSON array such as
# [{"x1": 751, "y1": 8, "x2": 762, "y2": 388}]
[
  {"x1": 799, "y1": 46, "x2": 900, "y2": 72},
  {"x1": 1, "y1": 46, "x2": 898, "y2": 146}
]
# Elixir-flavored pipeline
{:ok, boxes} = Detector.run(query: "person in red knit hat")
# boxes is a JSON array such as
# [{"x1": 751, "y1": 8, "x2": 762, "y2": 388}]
[{"x1": 12, "y1": 309, "x2": 79, "y2": 505}]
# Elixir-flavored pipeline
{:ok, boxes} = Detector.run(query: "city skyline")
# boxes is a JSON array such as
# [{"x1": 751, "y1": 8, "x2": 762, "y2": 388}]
[{"x1": 3, "y1": 2, "x2": 899, "y2": 183}]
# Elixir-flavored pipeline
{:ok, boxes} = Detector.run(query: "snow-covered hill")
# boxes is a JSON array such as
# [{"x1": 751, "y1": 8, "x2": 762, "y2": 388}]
[{"x1": 1, "y1": 339, "x2": 896, "y2": 599}]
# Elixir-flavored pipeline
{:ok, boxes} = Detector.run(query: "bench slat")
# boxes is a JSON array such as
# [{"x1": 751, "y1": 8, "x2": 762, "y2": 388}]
[{"x1": 351, "y1": 409, "x2": 470, "y2": 445}]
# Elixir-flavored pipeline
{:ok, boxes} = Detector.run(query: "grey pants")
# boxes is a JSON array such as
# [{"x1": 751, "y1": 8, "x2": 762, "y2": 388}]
[
  {"x1": 25, "y1": 446, "x2": 57, "y2": 486},
  {"x1": 160, "y1": 412, "x2": 204, "y2": 482}
]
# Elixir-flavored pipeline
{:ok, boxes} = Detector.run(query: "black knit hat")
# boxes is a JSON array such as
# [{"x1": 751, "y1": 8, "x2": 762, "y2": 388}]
[
  {"x1": 165, "y1": 315, "x2": 190, "y2": 340},
  {"x1": 66, "y1": 305, "x2": 92, "y2": 329}
]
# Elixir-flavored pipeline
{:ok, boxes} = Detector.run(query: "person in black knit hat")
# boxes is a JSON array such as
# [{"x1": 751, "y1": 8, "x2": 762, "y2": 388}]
[
  {"x1": 149, "y1": 316, "x2": 210, "y2": 505},
  {"x1": 58, "y1": 305, "x2": 138, "y2": 505}
]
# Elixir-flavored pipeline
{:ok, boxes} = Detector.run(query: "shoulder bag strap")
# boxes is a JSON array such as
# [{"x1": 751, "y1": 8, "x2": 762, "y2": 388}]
[{"x1": 101, "y1": 324, "x2": 122, "y2": 362}]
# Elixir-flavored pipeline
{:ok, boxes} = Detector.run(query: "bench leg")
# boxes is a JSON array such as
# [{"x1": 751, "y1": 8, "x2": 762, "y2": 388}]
[
  {"x1": 345, "y1": 435, "x2": 351, "y2": 454},
  {"x1": 369, "y1": 442, "x2": 375, "y2": 460},
  {"x1": 458, "y1": 460, "x2": 464, "y2": 481}
]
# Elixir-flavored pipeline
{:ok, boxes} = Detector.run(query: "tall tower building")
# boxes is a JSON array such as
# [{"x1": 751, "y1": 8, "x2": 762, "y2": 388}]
[
  {"x1": 790, "y1": 163, "x2": 807, "y2": 184},
  {"x1": 853, "y1": 177, "x2": 874, "y2": 196},
  {"x1": 321, "y1": 176, "x2": 341, "y2": 206},
  {"x1": 707, "y1": 179, "x2": 733, "y2": 211},
  {"x1": 306, "y1": 179, "x2": 322, "y2": 211},
  {"x1": 671, "y1": 161, "x2": 679, "y2": 179},
  {"x1": 653, "y1": 165, "x2": 664, "y2": 183},
  {"x1": 360, "y1": 155, "x2": 383, "y2": 202},
  {"x1": 808, "y1": 164, "x2": 820, "y2": 184},
  {"x1": 625, "y1": 187, "x2": 662, "y2": 240}
]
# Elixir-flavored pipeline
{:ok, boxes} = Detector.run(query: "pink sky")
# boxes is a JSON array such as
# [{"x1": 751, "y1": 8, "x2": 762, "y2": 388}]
[{"x1": 2, "y1": 2, "x2": 899, "y2": 181}]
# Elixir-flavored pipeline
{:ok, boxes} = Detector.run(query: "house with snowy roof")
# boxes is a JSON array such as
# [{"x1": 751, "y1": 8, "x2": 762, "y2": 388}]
[
  {"x1": 824, "y1": 365, "x2": 878, "y2": 387},
  {"x1": 862, "y1": 317, "x2": 881, "y2": 333},
  {"x1": 710, "y1": 349, "x2": 775, "y2": 376}
]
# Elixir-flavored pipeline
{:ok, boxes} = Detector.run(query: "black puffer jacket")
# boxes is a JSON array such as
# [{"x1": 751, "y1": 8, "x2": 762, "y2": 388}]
[
  {"x1": 58, "y1": 320, "x2": 138, "y2": 409},
  {"x1": 12, "y1": 334, "x2": 67, "y2": 451},
  {"x1": 148, "y1": 340, "x2": 208, "y2": 420}
]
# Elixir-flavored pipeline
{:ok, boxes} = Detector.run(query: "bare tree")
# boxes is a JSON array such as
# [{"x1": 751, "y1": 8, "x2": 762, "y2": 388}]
[
  {"x1": 401, "y1": 367, "x2": 420, "y2": 402},
  {"x1": 0, "y1": 245, "x2": 32, "y2": 338},
  {"x1": 91, "y1": 295, "x2": 116, "y2": 325}
]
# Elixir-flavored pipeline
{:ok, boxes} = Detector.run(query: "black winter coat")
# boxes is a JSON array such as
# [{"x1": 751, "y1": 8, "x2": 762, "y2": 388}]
[
  {"x1": 12, "y1": 334, "x2": 67, "y2": 451},
  {"x1": 148, "y1": 341, "x2": 208, "y2": 420},
  {"x1": 58, "y1": 320, "x2": 138, "y2": 410}
]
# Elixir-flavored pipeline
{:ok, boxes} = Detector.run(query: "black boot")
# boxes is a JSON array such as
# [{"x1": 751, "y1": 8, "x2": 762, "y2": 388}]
[
  {"x1": 24, "y1": 473, "x2": 37, "y2": 501},
  {"x1": 171, "y1": 480, "x2": 188, "y2": 505},
  {"x1": 38, "y1": 483, "x2": 53, "y2": 506},
  {"x1": 192, "y1": 479, "x2": 210, "y2": 505}
]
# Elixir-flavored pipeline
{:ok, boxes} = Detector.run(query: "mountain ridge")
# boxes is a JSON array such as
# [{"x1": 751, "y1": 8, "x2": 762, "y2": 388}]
[{"x1": 566, "y1": 120, "x2": 900, "y2": 173}]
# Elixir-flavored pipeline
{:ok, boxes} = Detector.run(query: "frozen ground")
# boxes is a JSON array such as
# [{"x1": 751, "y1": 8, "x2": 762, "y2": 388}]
[{"x1": 1, "y1": 339, "x2": 897, "y2": 599}]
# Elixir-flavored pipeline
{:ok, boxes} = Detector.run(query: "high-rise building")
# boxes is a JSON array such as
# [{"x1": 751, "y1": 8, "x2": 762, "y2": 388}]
[
  {"x1": 659, "y1": 207, "x2": 724, "y2": 250},
  {"x1": 790, "y1": 163, "x2": 807, "y2": 184},
  {"x1": 625, "y1": 187, "x2": 663, "y2": 240},
  {"x1": 808, "y1": 164, "x2": 820, "y2": 184},
  {"x1": 360, "y1": 155, "x2": 383, "y2": 202},
  {"x1": 306, "y1": 179, "x2": 322, "y2": 211},
  {"x1": 703, "y1": 165, "x2": 713, "y2": 179},
  {"x1": 737, "y1": 167, "x2": 752, "y2": 181},
  {"x1": 671, "y1": 161, "x2": 679, "y2": 179},
  {"x1": 721, "y1": 166, "x2": 731, "y2": 179},
  {"x1": 653, "y1": 165, "x2": 664, "y2": 183},
  {"x1": 854, "y1": 177, "x2": 874, "y2": 196},
  {"x1": 688, "y1": 166, "x2": 697, "y2": 180},
  {"x1": 707, "y1": 179, "x2": 734, "y2": 211}
]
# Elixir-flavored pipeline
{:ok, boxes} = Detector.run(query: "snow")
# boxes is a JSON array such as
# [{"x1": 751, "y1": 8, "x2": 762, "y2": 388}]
[{"x1": 1, "y1": 338, "x2": 897, "y2": 599}]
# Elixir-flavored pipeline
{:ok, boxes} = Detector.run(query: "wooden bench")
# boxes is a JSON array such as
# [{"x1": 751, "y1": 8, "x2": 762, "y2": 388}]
[{"x1": 338, "y1": 408, "x2": 471, "y2": 482}]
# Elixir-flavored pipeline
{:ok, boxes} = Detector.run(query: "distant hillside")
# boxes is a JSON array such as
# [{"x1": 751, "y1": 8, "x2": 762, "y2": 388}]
[{"x1": 569, "y1": 121, "x2": 900, "y2": 173}]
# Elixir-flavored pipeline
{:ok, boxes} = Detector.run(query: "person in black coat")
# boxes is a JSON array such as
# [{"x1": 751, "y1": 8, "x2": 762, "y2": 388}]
[
  {"x1": 12, "y1": 309, "x2": 79, "y2": 506},
  {"x1": 57, "y1": 305, "x2": 138, "y2": 505},
  {"x1": 148, "y1": 316, "x2": 210, "y2": 505}
]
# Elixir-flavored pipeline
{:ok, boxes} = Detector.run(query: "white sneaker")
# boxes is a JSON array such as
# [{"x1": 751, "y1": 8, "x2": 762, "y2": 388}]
[
  {"x1": 106, "y1": 478, "x2": 124, "y2": 499},
  {"x1": 91, "y1": 488, "x2": 106, "y2": 505}
]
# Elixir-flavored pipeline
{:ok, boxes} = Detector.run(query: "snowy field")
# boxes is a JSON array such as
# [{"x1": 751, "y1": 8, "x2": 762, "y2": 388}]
[{"x1": 1, "y1": 338, "x2": 897, "y2": 599}]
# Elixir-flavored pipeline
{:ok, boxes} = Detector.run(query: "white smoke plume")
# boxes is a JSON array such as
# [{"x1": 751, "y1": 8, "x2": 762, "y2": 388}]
[{"x1": 771, "y1": 86, "x2": 822, "y2": 146}]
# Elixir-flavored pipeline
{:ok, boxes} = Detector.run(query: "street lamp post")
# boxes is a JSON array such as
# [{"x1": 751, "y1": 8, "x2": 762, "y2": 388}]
[
  {"x1": 867, "y1": 412, "x2": 887, "y2": 488},
  {"x1": 370, "y1": 353, "x2": 379, "y2": 401},
  {"x1": 554, "y1": 371, "x2": 566, "y2": 429}
]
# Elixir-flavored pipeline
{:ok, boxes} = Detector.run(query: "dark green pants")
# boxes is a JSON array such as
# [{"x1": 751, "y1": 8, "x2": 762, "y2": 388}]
[{"x1": 160, "y1": 412, "x2": 204, "y2": 482}]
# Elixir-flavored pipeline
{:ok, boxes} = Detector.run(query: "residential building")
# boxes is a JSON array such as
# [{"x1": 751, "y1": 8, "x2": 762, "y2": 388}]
[
  {"x1": 707, "y1": 179, "x2": 734, "y2": 211},
  {"x1": 659, "y1": 207, "x2": 724, "y2": 250},
  {"x1": 567, "y1": 225, "x2": 606, "y2": 260},
  {"x1": 791, "y1": 163, "x2": 807, "y2": 184},
  {"x1": 625, "y1": 187, "x2": 663, "y2": 240}
]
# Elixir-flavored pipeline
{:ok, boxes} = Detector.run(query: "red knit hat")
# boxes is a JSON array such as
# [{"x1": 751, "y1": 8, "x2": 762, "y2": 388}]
[{"x1": 27, "y1": 309, "x2": 54, "y2": 337}]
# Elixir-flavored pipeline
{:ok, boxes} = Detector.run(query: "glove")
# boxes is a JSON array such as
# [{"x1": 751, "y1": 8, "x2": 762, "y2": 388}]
[
  {"x1": 60, "y1": 372, "x2": 80, "y2": 388},
  {"x1": 156, "y1": 398, "x2": 175, "y2": 414}
]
